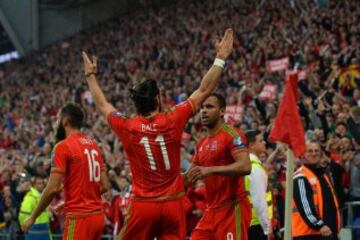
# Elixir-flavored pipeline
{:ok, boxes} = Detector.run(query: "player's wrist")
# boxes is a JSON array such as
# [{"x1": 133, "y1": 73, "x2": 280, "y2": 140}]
[
  {"x1": 28, "y1": 215, "x2": 36, "y2": 223},
  {"x1": 85, "y1": 71, "x2": 97, "y2": 78},
  {"x1": 213, "y1": 58, "x2": 226, "y2": 69},
  {"x1": 205, "y1": 166, "x2": 215, "y2": 176},
  {"x1": 215, "y1": 53, "x2": 227, "y2": 60}
]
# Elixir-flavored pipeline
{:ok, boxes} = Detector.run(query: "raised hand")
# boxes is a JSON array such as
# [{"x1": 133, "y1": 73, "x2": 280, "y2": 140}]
[
  {"x1": 215, "y1": 28, "x2": 234, "y2": 60},
  {"x1": 82, "y1": 52, "x2": 98, "y2": 77}
]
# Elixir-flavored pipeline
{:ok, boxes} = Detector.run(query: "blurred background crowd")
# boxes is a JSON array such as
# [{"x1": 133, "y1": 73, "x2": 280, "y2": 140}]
[{"x1": 0, "y1": 0, "x2": 359, "y2": 238}]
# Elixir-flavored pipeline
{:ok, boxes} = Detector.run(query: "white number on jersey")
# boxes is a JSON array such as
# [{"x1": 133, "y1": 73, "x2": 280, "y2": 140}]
[
  {"x1": 84, "y1": 149, "x2": 100, "y2": 182},
  {"x1": 140, "y1": 134, "x2": 171, "y2": 171}
]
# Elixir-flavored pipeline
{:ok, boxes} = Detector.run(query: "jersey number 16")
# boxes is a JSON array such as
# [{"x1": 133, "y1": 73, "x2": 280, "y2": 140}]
[{"x1": 84, "y1": 149, "x2": 100, "y2": 182}]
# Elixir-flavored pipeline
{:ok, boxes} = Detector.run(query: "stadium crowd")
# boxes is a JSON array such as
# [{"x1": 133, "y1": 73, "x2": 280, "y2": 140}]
[{"x1": 0, "y1": 0, "x2": 359, "y2": 238}]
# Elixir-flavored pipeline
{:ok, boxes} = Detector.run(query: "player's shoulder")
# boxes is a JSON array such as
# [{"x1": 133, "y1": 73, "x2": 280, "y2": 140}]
[
  {"x1": 164, "y1": 99, "x2": 194, "y2": 113},
  {"x1": 53, "y1": 140, "x2": 69, "y2": 152},
  {"x1": 109, "y1": 111, "x2": 130, "y2": 120},
  {"x1": 164, "y1": 106, "x2": 177, "y2": 113},
  {"x1": 219, "y1": 123, "x2": 242, "y2": 138},
  {"x1": 219, "y1": 123, "x2": 247, "y2": 145}
]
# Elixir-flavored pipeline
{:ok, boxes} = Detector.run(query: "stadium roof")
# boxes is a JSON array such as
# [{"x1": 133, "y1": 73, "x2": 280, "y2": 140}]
[{"x1": 0, "y1": 23, "x2": 15, "y2": 55}]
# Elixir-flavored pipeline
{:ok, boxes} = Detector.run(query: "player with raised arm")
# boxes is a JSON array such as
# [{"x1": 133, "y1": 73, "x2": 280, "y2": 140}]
[
  {"x1": 82, "y1": 28, "x2": 234, "y2": 239},
  {"x1": 21, "y1": 103, "x2": 110, "y2": 240}
]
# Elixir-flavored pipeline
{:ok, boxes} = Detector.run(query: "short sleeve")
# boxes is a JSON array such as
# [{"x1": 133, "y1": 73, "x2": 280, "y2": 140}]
[
  {"x1": 51, "y1": 142, "x2": 69, "y2": 174},
  {"x1": 107, "y1": 111, "x2": 127, "y2": 134},
  {"x1": 172, "y1": 98, "x2": 196, "y2": 129},
  {"x1": 228, "y1": 131, "x2": 248, "y2": 156}
]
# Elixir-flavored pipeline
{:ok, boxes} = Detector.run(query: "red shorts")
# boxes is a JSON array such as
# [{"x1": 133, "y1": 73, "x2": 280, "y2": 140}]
[
  {"x1": 63, "y1": 212, "x2": 105, "y2": 240},
  {"x1": 191, "y1": 198, "x2": 251, "y2": 240},
  {"x1": 118, "y1": 198, "x2": 186, "y2": 240}
]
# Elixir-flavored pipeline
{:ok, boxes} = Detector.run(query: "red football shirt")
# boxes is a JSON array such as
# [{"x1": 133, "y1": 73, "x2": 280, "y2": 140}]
[
  {"x1": 108, "y1": 99, "x2": 195, "y2": 198},
  {"x1": 51, "y1": 132, "x2": 105, "y2": 215},
  {"x1": 193, "y1": 123, "x2": 248, "y2": 209}
]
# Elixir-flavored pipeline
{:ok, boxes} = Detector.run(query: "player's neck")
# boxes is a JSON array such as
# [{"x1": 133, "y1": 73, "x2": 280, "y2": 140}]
[
  {"x1": 207, "y1": 120, "x2": 225, "y2": 137},
  {"x1": 65, "y1": 128, "x2": 82, "y2": 138},
  {"x1": 141, "y1": 109, "x2": 160, "y2": 118}
]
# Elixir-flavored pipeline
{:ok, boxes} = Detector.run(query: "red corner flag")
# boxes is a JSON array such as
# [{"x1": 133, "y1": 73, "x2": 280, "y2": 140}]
[{"x1": 269, "y1": 72, "x2": 305, "y2": 157}]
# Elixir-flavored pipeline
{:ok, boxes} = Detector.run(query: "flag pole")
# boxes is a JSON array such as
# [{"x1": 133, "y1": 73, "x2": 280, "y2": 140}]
[{"x1": 284, "y1": 148, "x2": 296, "y2": 240}]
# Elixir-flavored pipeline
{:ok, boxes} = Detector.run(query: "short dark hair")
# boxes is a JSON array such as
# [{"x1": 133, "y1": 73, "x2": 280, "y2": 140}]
[
  {"x1": 209, "y1": 93, "x2": 226, "y2": 109},
  {"x1": 129, "y1": 79, "x2": 160, "y2": 116},
  {"x1": 32, "y1": 176, "x2": 44, "y2": 184},
  {"x1": 245, "y1": 129, "x2": 260, "y2": 144},
  {"x1": 60, "y1": 103, "x2": 85, "y2": 129}
]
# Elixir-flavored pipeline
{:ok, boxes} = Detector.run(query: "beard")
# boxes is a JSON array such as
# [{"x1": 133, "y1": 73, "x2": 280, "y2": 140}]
[{"x1": 55, "y1": 125, "x2": 66, "y2": 142}]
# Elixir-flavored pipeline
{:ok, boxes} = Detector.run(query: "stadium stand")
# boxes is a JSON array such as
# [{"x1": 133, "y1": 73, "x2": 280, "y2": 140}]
[{"x1": 0, "y1": 0, "x2": 359, "y2": 239}]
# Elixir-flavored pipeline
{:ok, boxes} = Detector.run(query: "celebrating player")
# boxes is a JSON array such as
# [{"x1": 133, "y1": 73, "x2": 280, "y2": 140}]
[
  {"x1": 21, "y1": 103, "x2": 110, "y2": 240},
  {"x1": 82, "y1": 28, "x2": 234, "y2": 239},
  {"x1": 188, "y1": 93, "x2": 252, "y2": 240}
]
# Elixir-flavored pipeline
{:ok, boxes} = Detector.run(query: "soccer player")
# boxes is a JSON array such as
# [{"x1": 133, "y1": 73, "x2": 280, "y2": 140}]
[
  {"x1": 21, "y1": 103, "x2": 110, "y2": 240},
  {"x1": 187, "y1": 93, "x2": 252, "y2": 240},
  {"x1": 82, "y1": 28, "x2": 234, "y2": 239}
]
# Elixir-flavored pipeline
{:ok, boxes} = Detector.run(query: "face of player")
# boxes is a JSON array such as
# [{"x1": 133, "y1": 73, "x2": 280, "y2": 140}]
[
  {"x1": 55, "y1": 115, "x2": 66, "y2": 142},
  {"x1": 304, "y1": 142, "x2": 322, "y2": 166},
  {"x1": 200, "y1": 96, "x2": 224, "y2": 128}
]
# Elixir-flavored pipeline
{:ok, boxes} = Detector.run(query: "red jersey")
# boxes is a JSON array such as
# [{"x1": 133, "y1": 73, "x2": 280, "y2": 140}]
[
  {"x1": 51, "y1": 133, "x2": 105, "y2": 215},
  {"x1": 108, "y1": 99, "x2": 195, "y2": 198},
  {"x1": 193, "y1": 123, "x2": 248, "y2": 209}
]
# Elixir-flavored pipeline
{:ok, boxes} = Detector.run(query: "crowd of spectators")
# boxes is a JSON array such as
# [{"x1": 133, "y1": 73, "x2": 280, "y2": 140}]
[{"x1": 0, "y1": 0, "x2": 359, "y2": 238}]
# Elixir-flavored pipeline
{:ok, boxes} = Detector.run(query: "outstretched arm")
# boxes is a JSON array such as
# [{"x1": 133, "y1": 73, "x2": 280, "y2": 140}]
[
  {"x1": 82, "y1": 52, "x2": 116, "y2": 118},
  {"x1": 190, "y1": 28, "x2": 234, "y2": 110}
]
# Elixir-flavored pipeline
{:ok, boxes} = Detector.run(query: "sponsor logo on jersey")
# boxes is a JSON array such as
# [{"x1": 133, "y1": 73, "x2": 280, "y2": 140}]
[{"x1": 210, "y1": 141, "x2": 218, "y2": 150}]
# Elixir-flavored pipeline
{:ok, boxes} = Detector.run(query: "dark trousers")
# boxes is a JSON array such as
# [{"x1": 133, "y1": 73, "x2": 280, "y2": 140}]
[
  {"x1": 248, "y1": 224, "x2": 267, "y2": 240},
  {"x1": 294, "y1": 235, "x2": 338, "y2": 240}
]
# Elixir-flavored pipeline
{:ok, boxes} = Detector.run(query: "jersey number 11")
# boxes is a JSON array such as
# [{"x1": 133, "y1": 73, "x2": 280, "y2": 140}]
[{"x1": 140, "y1": 135, "x2": 170, "y2": 171}]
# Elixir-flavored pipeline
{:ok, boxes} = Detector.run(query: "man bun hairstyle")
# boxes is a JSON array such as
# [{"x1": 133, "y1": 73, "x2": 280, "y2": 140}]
[{"x1": 129, "y1": 79, "x2": 160, "y2": 116}]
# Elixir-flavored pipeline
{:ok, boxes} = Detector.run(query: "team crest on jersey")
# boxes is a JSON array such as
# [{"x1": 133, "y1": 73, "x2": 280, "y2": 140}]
[{"x1": 210, "y1": 141, "x2": 218, "y2": 150}]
